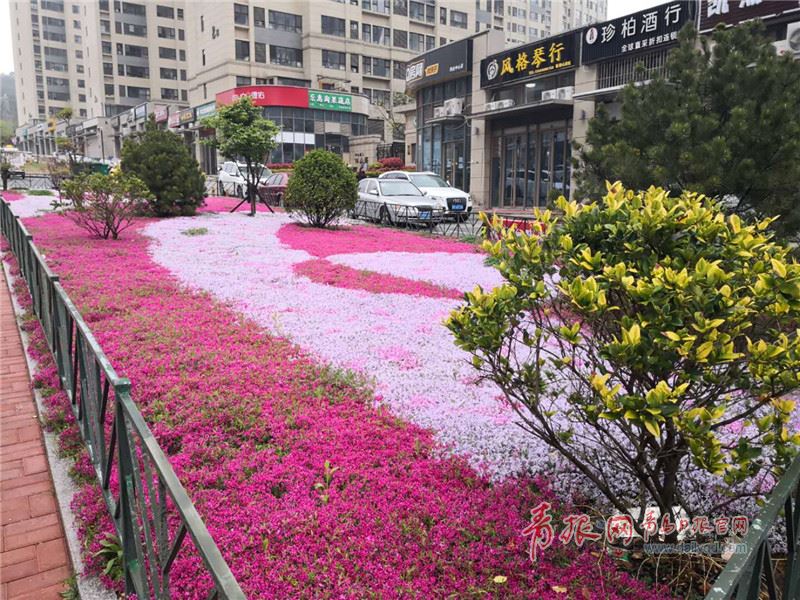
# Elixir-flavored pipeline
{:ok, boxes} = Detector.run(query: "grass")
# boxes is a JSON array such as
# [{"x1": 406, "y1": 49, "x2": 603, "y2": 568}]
[
  {"x1": 181, "y1": 227, "x2": 208, "y2": 236},
  {"x1": 27, "y1": 189, "x2": 53, "y2": 196}
]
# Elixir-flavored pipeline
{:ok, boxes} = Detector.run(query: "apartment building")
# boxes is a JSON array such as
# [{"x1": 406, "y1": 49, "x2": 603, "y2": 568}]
[{"x1": 10, "y1": 0, "x2": 190, "y2": 126}]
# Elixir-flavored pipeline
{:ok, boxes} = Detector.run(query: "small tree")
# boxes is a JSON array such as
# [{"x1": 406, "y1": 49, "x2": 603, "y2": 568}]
[
  {"x1": 574, "y1": 22, "x2": 800, "y2": 240},
  {"x1": 121, "y1": 120, "x2": 205, "y2": 216},
  {"x1": 447, "y1": 183, "x2": 800, "y2": 533},
  {"x1": 59, "y1": 171, "x2": 151, "y2": 239},
  {"x1": 201, "y1": 96, "x2": 279, "y2": 216},
  {"x1": 284, "y1": 149, "x2": 357, "y2": 228}
]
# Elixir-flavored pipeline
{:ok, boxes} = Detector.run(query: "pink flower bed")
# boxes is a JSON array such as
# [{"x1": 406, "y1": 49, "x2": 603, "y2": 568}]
[
  {"x1": 7, "y1": 213, "x2": 668, "y2": 599},
  {"x1": 1, "y1": 191, "x2": 26, "y2": 201},
  {"x1": 198, "y1": 195, "x2": 281, "y2": 214},
  {"x1": 294, "y1": 258, "x2": 462, "y2": 299}
]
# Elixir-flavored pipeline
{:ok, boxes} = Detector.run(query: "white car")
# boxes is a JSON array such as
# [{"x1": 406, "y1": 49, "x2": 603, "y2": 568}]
[
  {"x1": 356, "y1": 178, "x2": 445, "y2": 226},
  {"x1": 217, "y1": 161, "x2": 271, "y2": 197},
  {"x1": 379, "y1": 171, "x2": 472, "y2": 217}
]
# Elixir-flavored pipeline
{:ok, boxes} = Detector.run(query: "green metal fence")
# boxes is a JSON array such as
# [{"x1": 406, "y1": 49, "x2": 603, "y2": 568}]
[
  {"x1": 0, "y1": 199, "x2": 245, "y2": 599},
  {"x1": 706, "y1": 453, "x2": 800, "y2": 600}
]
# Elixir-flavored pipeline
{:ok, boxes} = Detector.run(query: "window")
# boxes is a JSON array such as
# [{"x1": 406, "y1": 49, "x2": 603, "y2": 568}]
[
  {"x1": 161, "y1": 87, "x2": 178, "y2": 100},
  {"x1": 159, "y1": 46, "x2": 176, "y2": 59},
  {"x1": 160, "y1": 67, "x2": 177, "y2": 79},
  {"x1": 156, "y1": 5, "x2": 173, "y2": 18},
  {"x1": 125, "y1": 44, "x2": 147, "y2": 57},
  {"x1": 122, "y1": 2, "x2": 145, "y2": 16},
  {"x1": 177, "y1": 7, "x2": 182, "y2": 19},
  {"x1": 180, "y1": 69, "x2": 186, "y2": 80},
  {"x1": 350, "y1": 21, "x2": 358, "y2": 39},
  {"x1": 321, "y1": 15, "x2": 345, "y2": 37},
  {"x1": 393, "y1": 60, "x2": 406, "y2": 79},
  {"x1": 254, "y1": 6, "x2": 265, "y2": 27},
  {"x1": 254, "y1": 41, "x2": 266, "y2": 63},
  {"x1": 362, "y1": 23, "x2": 389, "y2": 45},
  {"x1": 75, "y1": 49, "x2": 83, "y2": 58},
  {"x1": 450, "y1": 10, "x2": 467, "y2": 28},
  {"x1": 269, "y1": 10, "x2": 301, "y2": 33},
  {"x1": 100, "y1": 19, "x2": 110, "y2": 33},
  {"x1": 126, "y1": 64, "x2": 149, "y2": 77},
  {"x1": 179, "y1": 49, "x2": 185, "y2": 61},
  {"x1": 409, "y1": 32, "x2": 424, "y2": 51},
  {"x1": 235, "y1": 75, "x2": 251, "y2": 86},
  {"x1": 126, "y1": 86, "x2": 150, "y2": 99},
  {"x1": 103, "y1": 62, "x2": 113, "y2": 75},
  {"x1": 41, "y1": 0, "x2": 64, "y2": 10},
  {"x1": 351, "y1": 54, "x2": 359, "y2": 73},
  {"x1": 104, "y1": 83, "x2": 114, "y2": 96},
  {"x1": 440, "y1": 7, "x2": 446, "y2": 23},
  {"x1": 123, "y1": 22, "x2": 147, "y2": 35},
  {"x1": 393, "y1": 29, "x2": 407, "y2": 48},
  {"x1": 393, "y1": 0, "x2": 407, "y2": 15},
  {"x1": 157, "y1": 25, "x2": 175, "y2": 38},
  {"x1": 200, "y1": 15, "x2": 204, "y2": 32},
  {"x1": 47, "y1": 90, "x2": 70, "y2": 101},
  {"x1": 76, "y1": 64, "x2": 83, "y2": 73},
  {"x1": 270, "y1": 45, "x2": 302, "y2": 67},
  {"x1": 72, "y1": 18, "x2": 80, "y2": 28},
  {"x1": 235, "y1": 39, "x2": 249, "y2": 61},
  {"x1": 426, "y1": 35, "x2": 435, "y2": 50},
  {"x1": 74, "y1": 34, "x2": 81, "y2": 43},
  {"x1": 201, "y1": 49, "x2": 205, "y2": 66},
  {"x1": 178, "y1": 28, "x2": 184, "y2": 40},
  {"x1": 233, "y1": 3, "x2": 248, "y2": 25},
  {"x1": 72, "y1": 4, "x2": 79, "y2": 13},
  {"x1": 362, "y1": 0, "x2": 390, "y2": 14},
  {"x1": 322, "y1": 49, "x2": 345, "y2": 70},
  {"x1": 101, "y1": 41, "x2": 112, "y2": 54},
  {"x1": 363, "y1": 57, "x2": 390, "y2": 77},
  {"x1": 409, "y1": 0, "x2": 432, "y2": 22}
]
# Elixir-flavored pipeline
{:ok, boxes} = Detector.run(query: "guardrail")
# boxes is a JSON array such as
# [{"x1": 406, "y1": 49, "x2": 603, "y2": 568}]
[
  {"x1": 0, "y1": 199, "x2": 245, "y2": 600},
  {"x1": 5, "y1": 173, "x2": 54, "y2": 190},
  {"x1": 706, "y1": 454, "x2": 800, "y2": 600}
]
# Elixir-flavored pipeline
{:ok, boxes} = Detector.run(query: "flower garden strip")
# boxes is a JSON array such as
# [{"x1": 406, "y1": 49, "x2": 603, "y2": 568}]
[{"x1": 2, "y1": 204, "x2": 668, "y2": 599}]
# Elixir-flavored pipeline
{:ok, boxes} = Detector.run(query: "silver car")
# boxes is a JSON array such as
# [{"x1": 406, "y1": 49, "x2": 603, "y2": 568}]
[{"x1": 356, "y1": 178, "x2": 444, "y2": 226}]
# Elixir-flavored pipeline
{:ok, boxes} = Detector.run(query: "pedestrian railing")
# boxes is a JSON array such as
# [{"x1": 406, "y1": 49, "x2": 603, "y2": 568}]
[
  {"x1": 0, "y1": 199, "x2": 245, "y2": 600},
  {"x1": 5, "y1": 173, "x2": 54, "y2": 191},
  {"x1": 706, "y1": 453, "x2": 800, "y2": 600}
]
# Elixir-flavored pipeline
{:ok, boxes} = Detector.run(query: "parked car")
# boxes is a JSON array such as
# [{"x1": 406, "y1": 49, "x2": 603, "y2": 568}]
[
  {"x1": 258, "y1": 172, "x2": 290, "y2": 205},
  {"x1": 356, "y1": 178, "x2": 444, "y2": 226},
  {"x1": 217, "y1": 162, "x2": 271, "y2": 197},
  {"x1": 379, "y1": 171, "x2": 472, "y2": 217}
]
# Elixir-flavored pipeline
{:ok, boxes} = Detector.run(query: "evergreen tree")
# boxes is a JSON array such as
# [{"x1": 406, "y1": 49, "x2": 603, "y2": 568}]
[
  {"x1": 121, "y1": 119, "x2": 206, "y2": 216},
  {"x1": 575, "y1": 22, "x2": 800, "y2": 239}
]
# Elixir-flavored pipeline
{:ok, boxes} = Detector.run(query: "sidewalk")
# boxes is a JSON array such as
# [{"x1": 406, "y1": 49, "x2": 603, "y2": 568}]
[{"x1": 0, "y1": 268, "x2": 71, "y2": 599}]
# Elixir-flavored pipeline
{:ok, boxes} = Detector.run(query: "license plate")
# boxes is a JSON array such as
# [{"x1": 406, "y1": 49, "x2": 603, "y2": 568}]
[
  {"x1": 451, "y1": 204, "x2": 464, "y2": 211},
  {"x1": 419, "y1": 211, "x2": 431, "y2": 219}
]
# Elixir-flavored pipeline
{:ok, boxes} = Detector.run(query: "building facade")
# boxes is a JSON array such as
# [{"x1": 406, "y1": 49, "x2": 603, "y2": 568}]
[{"x1": 406, "y1": 0, "x2": 800, "y2": 209}]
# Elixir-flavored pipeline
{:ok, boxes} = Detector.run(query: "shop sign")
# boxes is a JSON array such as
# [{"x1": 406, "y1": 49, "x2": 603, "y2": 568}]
[
  {"x1": 581, "y1": 1, "x2": 697, "y2": 64},
  {"x1": 178, "y1": 108, "x2": 194, "y2": 125},
  {"x1": 699, "y1": 0, "x2": 800, "y2": 32},
  {"x1": 134, "y1": 103, "x2": 148, "y2": 120},
  {"x1": 195, "y1": 101, "x2": 217, "y2": 119},
  {"x1": 406, "y1": 39, "x2": 471, "y2": 92},
  {"x1": 308, "y1": 91, "x2": 352, "y2": 112},
  {"x1": 480, "y1": 32, "x2": 578, "y2": 88},
  {"x1": 153, "y1": 105, "x2": 168, "y2": 123},
  {"x1": 167, "y1": 112, "x2": 181, "y2": 128}
]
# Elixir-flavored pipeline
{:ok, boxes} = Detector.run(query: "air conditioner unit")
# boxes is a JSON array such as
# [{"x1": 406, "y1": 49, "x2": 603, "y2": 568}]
[
  {"x1": 776, "y1": 21, "x2": 800, "y2": 56},
  {"x1": 541, "y1": 90, "x2": 557, "y2": 101},
  {"x1": 556, "y1": 86, "x2": 574, "y2": 100},
  {"x1": 443, "y1": 97, "x2": 464, "y2": 116},
  {"x1": 486, "y1": 99, "x2": 515, "y2": 111},
  {"x1": 433, "y1": 106, "x2": 446, "y2": 118}
]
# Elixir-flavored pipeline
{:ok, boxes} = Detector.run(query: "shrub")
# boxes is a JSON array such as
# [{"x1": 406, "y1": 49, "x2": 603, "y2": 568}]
[
  {"x1": 447, "y1": 183, "x2": 800, "y2": 533},
  {"x1": 120, "y1": 122, "x2": 205, "y2": 216},
  {"x1": 58, "y1": 171, "x2": 151, "y2": 239},
  {"x1": 378, "y1": 157, "x2": 403, "y2": 169},
  {"x1": 284, "y1": 149, "x2": 357, "y2": 228}
]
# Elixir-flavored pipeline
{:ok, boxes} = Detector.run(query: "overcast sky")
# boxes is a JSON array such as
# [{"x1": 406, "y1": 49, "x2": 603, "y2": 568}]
[{"x1": 0, "y1": 0, "x2": 667, "y2": 77}]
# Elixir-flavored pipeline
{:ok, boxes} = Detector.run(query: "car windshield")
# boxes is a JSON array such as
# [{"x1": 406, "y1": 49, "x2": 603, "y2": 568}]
[
  {"x1": 379, "y1": 180, "x2": 422, "y2": 196},
  {"x1": 409, "y1": 173, "x2": 448, "y2": 187}
]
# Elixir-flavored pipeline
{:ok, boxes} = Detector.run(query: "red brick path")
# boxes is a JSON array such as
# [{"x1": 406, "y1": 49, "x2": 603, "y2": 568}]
[{"x1": 0, "y1": 270, "x2": 71, "y2": 599}]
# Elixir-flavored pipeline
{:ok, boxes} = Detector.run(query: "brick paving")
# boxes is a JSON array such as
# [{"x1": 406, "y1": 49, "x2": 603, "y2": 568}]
[{"x1": 0, "y1": 269, "x2": 71, "y2": 599}]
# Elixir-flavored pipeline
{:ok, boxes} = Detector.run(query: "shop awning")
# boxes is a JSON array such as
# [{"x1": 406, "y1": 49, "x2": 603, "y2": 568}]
[{"x1": 469, "y1": 98, "x2": 573, "y2": 119}]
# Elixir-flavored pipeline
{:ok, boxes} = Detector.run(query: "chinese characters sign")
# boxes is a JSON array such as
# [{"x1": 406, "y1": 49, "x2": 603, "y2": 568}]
[
  {"x1": 480, "y1": 32, "x2": 578, "y2": 88},
  {"x1": 406, "y1": 39, "x2": 472, "y2": 92},
  {"x1": 581, "y1": 1, "x2": 697, "y2": 64},
  {"x1": 699, "y1": 0, "x2": 800, "y2": 32},
  {"x1": 309, "y1": 91, "x2": 352, "y2": 112}
]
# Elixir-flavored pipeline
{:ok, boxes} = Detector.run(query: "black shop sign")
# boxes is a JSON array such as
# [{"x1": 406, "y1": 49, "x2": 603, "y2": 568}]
[{"x1": 480, "y1": 31, "x2": 578, "y2": 88}]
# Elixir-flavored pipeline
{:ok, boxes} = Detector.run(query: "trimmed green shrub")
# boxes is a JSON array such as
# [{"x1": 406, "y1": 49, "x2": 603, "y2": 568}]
[
  {"x1": 284, "y1": 149, "x2": 357, "y2": 228},
  {"x1": 448, "y1": 182, "x2": 800, "y2": 532},
  {"x1": 120, "y1": 121, "x2": 205, "y2": 216}
]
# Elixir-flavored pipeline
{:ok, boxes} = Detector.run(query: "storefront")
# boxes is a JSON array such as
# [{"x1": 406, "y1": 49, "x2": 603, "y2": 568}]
[
  {"x1": 214, "y1": 86, "x2": 370, "y2": 164},
  {"x1": 478, "y1": 31, "x2": 579, "y2": 208},
  {"x1": 407, "y1": 39, "x2": 473, "y2": 191}
]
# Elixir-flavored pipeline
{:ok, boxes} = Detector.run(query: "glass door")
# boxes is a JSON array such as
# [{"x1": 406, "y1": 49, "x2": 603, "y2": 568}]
[
  {"x1": 502, "y1": 132, "x2": 526, "y2": 207},
  {"x1": 444, "y1": 141, "x2": 465, "y2": 190}
]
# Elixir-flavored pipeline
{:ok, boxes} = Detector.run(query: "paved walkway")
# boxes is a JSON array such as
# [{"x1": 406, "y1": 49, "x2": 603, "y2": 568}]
[{"x1": 0, "y1": 268, "x2": 71, "y2": 599}]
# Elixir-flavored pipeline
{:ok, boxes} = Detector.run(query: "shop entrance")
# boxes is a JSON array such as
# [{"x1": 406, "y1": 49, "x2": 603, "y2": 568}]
[
  {"x1": 491, "y1": 121, "x2": 571, "y2": 209},
  {"x1": 443, "y1": 141, "x2": 465, "y2": 190}
]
